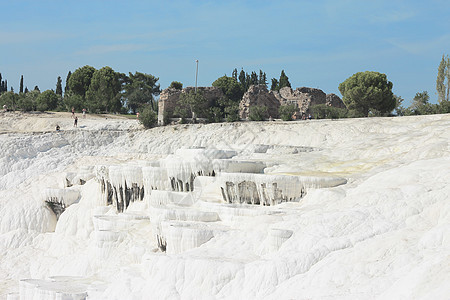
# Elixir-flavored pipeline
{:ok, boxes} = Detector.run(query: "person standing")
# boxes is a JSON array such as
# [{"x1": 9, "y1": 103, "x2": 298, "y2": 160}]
[
  {"x1": 82, "y1": 108, "x2": 86, "y2": 119},
  {"x1": 71, "y1": 107, "x2": 75, "y2": 118},
  {"x1": 74, "y1": 116, "x2": 78, "y2": 127}
]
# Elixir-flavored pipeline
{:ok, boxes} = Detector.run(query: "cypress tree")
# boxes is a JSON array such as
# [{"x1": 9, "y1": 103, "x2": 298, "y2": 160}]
[
  {"x1": 232, "y1": 68, "x2": 238, "y2": 80},
  {"x1": 238, "y1": 69, "x2": 246, "y2": 90},
  {"x1": 279, "y1": 70, "x2": 291, "y2": 89},
  {"x1": 65, "y1": 71, "x2": 72, "y2": 94},
  {"x1": 20, "y1": 75, "x2": 24, "y2": 93},
  {"x1": 24, "y1": 86, "x2": 29, "y2": 93},
  {"x1": 270, "y1": 78, "x2": 279, "y2": 91},
  {"x1": 34, "y1": 85, "x2": 40, "y2": 92},
  {"x1": 250, "y1": 72, "x2": 258, "y2": 85},
  {"x1": 56, "y1": 76, "x2": 63, "y2": 96},
  {"x1": 436, "y1": 54, "x2": 450, "y2": 103},
  {"x1": 258, "y1": 70, "x2": 267, "y2": 86}
]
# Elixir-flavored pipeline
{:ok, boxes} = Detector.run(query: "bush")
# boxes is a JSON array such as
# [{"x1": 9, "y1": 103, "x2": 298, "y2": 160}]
[
  {"x1": 36, "y1": 90, "x2": 58, "y2": 112},
  {"x1": 0, "y1": 91, "x2": 18, "y2": 110},
  {"x1": 248, "y1": 105, "x2": 268, "y2": 121},
  {"x1": 438, "y1": 100, "x2": 450, "y2": 113},
  {"x1": 310, "y1": 104, "x2": 348, "y2": 119},
  {"x1": 224, "y1": 104, "x2": 240, "y2": 122},
  {"x1": 169, "y1": 81, "x2": 183, "y2": 90},
  {"x1": 138, "y1": 105, "x2": 158, "y2": 128},
  {"x1": 17, "y1": 95, "x2": 35, "y2": 111},
  {"x1": 208, "y1": 106, "x2": 223, "y2": 123},
  {"x1": 279, "y1": 104, "x2": 297, "y2": 121}
]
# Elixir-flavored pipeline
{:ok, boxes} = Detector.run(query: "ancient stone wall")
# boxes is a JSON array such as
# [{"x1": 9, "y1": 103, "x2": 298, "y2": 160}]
[
  {"x1": 239, "y1": 85, "x2": 280, "y2": 119},
  {"x1": 273, "y1": 87, "x2": 327, "y2": 114},
  {"x1": 158, "y1": 87, "x2": 223, "y2": 125},
  {"x1": 326, "y1": 93, "x2": 346, "y2": 109},
  {"x1": 158, "y1": 85, "x2": 345, "y2": 125}
]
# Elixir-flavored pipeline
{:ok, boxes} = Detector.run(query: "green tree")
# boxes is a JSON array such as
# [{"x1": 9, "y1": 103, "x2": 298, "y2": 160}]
[
  {"x1": 169, "y1": 81, "x2": 183, "y2": 90},
  {"x1": 36, "y1": 90, "x2": 58, "y2": 111},
  {"x1": 248, "y1": 105, "x2": 268, "y2": 121},
  {"x1": 123, "y1": 72, "x2": 160, "y2": 113},
  {"x1": 232, "y1": 68, "x2": 238, "y2": 80},
  {"x1": 279, "y1": 70, "x2": 291, "y2": 89},
  {"x1": 212, "y1": 76, "x2": 243, "y2": 102},
  {"x1": 437, "y1": 99, "x2": 450, "y2": 113},
  {"x1": 250, "y1": 72, "x2": 258, "y2": 86},
  {"x1": 65, "y1": 71, "x2": 72, "y2": 95},
  {"x1": 270, "y1": 78, "x2": 279, "y2": 91},
  {"x1": 18, "y1": 90, "x2": 39, "y2": 111},
  {"x1": 56, "y1": 76, "x2": 63, "y2": 97},
  {"x1": 238, "y1": 69, "x2": 247, "y2": 91},
  {"x1": 338, "y1": 71, "x2": 396, "y2": 117},
  {"x1": 138, "y1": 104, "x2": 158, "y2": 128},
  {"x1": 259, "y1": 70, "x2": 267, "y2": 86},
  {"x1": 86, "y1": 66, "x2": 121, "y2": 113},
  {"x1": 63, "y1": 93, "x2": 85, "y2": 112},
  {"x1": 19, "y1": 75, "x2": 24, "y2": 94},
  {"x1": 310, "y1": 104, "x2": 347, "y2": 119},
  {"x1": 224, "y1": 104, "x2": 240, "y2": 122},
  {"x1": 409, "y1": 91, "x2": 437, "y2": 115},
  {"x1": 279, "y1": 104, "x2": 297, "y2": 121},
  {"x1": 177, "y1": 90, "x2": 207, "y2": 120},
  {"x1": 393, "y1": 95, "x2": 409, "y2": 116},
  {"x1": 68, "y1": 65, "x2": 96, "y2": 99},
  {"x1": 0, "y1": 91, "x2": 18, "y2": 110},
  {"x1": 436, "y1": 54, "x2": 450, "y2": 103}
]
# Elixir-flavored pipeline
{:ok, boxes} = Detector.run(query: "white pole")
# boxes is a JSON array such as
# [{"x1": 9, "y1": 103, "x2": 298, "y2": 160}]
[{"x1": 195, "y1": 59, "x2": 199, "y2": 93}]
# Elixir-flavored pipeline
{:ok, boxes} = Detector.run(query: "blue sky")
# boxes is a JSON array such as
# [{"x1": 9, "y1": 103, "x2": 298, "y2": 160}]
[{"x1": 1, "y1": 0, "x2": 449, "y2": 105}]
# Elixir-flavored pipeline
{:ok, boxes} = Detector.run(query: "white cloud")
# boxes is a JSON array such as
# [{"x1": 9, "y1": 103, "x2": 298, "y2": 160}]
[
  {"x1": 74, "y1": 44, "x2": 146, "y2": 55},
  {"x1": 370, "y1": 11, "x2": 416, "y2": 24},
  {"x1": 386, "y1": 34, "x2": 450, "y2": 55},
  {"x1": 0, "y1": 31, "x2": 66, "y2": 45}
]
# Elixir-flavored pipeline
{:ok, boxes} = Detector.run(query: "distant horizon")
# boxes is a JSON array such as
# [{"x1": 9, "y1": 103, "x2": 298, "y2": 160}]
[{"x1": 1, "y1": 0, "x2": 450, "y2": 106}]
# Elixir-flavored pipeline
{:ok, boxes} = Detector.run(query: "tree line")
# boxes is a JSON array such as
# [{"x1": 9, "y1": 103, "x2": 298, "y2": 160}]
[
  {"x1": 1, "y1": 54, "x2": 449, "y2": 128},
  {"x1": 0, "y1": 66, "x2": 160, "y2": 115}
]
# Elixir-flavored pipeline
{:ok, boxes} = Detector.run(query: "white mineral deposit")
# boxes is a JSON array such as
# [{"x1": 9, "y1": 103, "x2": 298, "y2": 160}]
[{"x1": 1, "y1": 111, "x2": 449, "y2": 299}]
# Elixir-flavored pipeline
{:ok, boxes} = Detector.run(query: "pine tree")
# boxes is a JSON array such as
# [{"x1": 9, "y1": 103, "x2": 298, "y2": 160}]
[
  {"x1": 34, "y1": 85, "x2": 40, "y2": 92},
  {"x1": 56, "y1": 76, "x2": 63, "y2": 97},
  {"x1": 279, "y1": 70, "x2": 291, "y2": 89},
  {"x1": 20, "y1": 75, "x2": 24, "y2": 94}
]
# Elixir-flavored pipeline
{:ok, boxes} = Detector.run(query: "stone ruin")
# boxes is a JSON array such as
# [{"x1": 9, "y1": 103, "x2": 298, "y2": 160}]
[
  {"x1": 157, "y1": 84, "x2": 346, "y2": 124},
  {"x1": 158, "y1": 86, "x2": 223, "y2": 125},
  {"x1": 326, "y1": 93, "x2": 347, "y2": 109},
  {"x1": 239, "y1": 85, "x2": 280, "y2": 119},
  {"x1": 275, "y1": 87, "x2": 326, "y2": 112}
]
